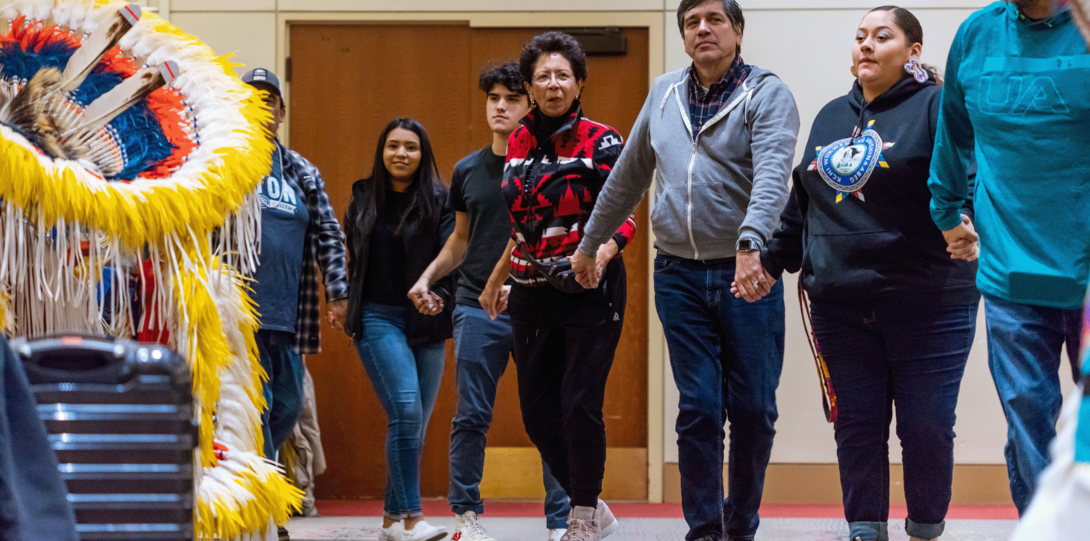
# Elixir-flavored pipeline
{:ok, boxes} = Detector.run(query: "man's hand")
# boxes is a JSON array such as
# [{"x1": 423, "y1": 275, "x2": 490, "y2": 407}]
[
  {"x1": 571, "y1": 248, "x2": 598, "y2": 289},
  {"x1": 408, "y1": 278, "x2": 442, "y2": 315},
  {"x1": 479, "y1": 282, "x2": 509, "y2": 320},
  {"x1": 595, "y1": 240, "x2": 619, "y2": 284},
  {"x1": 326, "y1": 298, "x2": 347, "y2": 330},
  {"x1": 942, "y1": 215, "x2": 979, "y2": 261},
  {"x1": 732, "y1": 250, "x2": 774, "y2": 303}
]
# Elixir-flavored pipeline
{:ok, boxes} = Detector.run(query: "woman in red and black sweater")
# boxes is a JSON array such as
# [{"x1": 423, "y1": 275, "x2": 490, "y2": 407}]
[{"x1": 479, "y1": 32, "x2": 635, "y2": 540}]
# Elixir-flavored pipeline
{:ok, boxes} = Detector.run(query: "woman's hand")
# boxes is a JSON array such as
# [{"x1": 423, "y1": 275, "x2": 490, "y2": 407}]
[
  {"x1": 479, "y1": 282, "x2": 509, "y2": 320},
  {"x1": 943, "y1": 215, "x2": 979, "y2": 261},
  {"x1": 408, "y1": 278, "x2": 443, "y2": 315},
  {"x1": 326, "y1": 298, "x2": 347, "y2": 330},
  {"x1": 571, "y1": 249, "x2": 598, "y2": 289}
]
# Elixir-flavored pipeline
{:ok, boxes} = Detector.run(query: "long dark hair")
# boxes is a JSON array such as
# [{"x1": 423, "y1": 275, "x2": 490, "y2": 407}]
[
  {"x1": 347, "y1": 118, "x2": 442, "y2": 242},
  {"x1": 869, "y1": 5, "x2": 943, "y2": 84}
]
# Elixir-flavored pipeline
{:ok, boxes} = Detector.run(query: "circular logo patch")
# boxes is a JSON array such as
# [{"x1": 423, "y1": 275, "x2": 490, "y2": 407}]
[{"x1": 817, "y1": 130, "x2": 884, "y2": 193}]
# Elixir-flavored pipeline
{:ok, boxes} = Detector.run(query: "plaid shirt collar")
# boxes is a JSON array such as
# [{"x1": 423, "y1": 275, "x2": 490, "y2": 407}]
[
  {"x1": 686, "y1": 55, "x2": 751, "y2": 137},
  {"x1": 275, "y1": 140, "x2": 349, "y2": 355}
]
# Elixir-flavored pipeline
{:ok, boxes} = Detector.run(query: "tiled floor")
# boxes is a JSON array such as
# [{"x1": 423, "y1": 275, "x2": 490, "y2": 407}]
[{"x1": 285, "y1": 516, "x2": 1018, "y2": 541}]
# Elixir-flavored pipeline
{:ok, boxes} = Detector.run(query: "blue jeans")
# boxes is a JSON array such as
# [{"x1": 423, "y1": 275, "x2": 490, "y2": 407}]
[
  {"x1": 983, "y1": 295, "x2": 1083, "y2": 515},
  {"x1": 653, "y1": 253, "x2": 785, "y2": 540},
  {"x1": 448, "y1": 305, "x2": 569, "y2": 529},
  {"x1": 355, "y1": 302, "x2": 447, "y2": 519},
  {"x1": 811, "y1": 299, "x2": 977, "y2": 541},
  {"x1": 257, "y1": 330, "x2": 305, "y2": 459}
]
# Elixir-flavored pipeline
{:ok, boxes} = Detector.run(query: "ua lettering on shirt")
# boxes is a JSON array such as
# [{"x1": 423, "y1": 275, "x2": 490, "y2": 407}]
[{"x1": 252, "y1": 145, "x2": 310, "y2": 332}]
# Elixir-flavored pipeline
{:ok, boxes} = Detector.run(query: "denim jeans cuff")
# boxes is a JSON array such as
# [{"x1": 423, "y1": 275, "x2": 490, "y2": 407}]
[
  {"x1": 451, "y1": 503, "x2": 485, "y2": 516},
  {"x1": 905, "y1": 518, "x2": 945, "y2": 540},
  {"x1": 384, "y1": 509, "x2": 424, "y2": 521},
  {"x1": 848, "y1": 521, "x2": 889, "y2": 541},
  {"x1": 546, "y1": 517, "x2": 569, "y2": 530}
]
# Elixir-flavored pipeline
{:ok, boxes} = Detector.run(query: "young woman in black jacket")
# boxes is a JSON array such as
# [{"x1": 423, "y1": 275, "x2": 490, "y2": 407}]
[
  {"x1": 742, "y1": 7, "x2": 979, "y2": 541},
  {"x1": 341, "y1": 118, "x2": 454, "y2": 541}
]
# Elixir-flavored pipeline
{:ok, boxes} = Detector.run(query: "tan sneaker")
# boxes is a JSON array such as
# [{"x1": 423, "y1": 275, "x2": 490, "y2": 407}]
[
  {"x1": 560, "y1": 506, "x2": 599, "y2": 541},
  {"x1": 595, "y1": 500, "x2": 618, "y2": 538}
]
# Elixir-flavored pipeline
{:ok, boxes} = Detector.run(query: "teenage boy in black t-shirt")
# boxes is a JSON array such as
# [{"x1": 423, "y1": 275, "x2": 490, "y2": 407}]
[{"x1": 409, "y1": 62, "x2": 570, "y2": 541}]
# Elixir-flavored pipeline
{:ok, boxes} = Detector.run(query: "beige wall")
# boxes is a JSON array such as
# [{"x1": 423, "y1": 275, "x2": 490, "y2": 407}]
[{"x1": 153, "y1": 0, "x2": 1078, "y2": 484}]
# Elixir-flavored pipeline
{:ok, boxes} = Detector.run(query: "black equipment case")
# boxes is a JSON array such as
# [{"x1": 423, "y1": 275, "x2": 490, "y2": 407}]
[{"x1": 12, "y1": 335, "x2": 197, "y2": 541}]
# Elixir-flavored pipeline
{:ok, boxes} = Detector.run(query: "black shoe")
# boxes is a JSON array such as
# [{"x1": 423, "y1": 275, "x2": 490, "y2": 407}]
[
  {"x1": 278, "y1": 526, "x2": 290, "y2": 541},
  {"x1": 727, "y1": 537, "x2": 754, "y2": 541}
]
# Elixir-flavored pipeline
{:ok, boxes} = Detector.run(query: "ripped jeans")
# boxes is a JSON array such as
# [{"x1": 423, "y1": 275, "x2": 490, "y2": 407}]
[{"x1": 355, "y1": 302, "x2": 446, "y2": 519}]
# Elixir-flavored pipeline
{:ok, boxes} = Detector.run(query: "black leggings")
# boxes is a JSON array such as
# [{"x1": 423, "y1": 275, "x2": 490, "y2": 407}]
[{"x1": 508, "y1": 258, "x2": 626, "y2": 509}]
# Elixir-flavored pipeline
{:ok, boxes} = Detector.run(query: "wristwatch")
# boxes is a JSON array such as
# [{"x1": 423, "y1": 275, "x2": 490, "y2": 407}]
[{"x1": 736, "y1": 238, "x2": 762, "y2": 252}]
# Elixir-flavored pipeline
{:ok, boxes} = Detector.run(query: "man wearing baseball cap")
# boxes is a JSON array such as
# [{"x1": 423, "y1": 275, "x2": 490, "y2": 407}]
[{"x1": 241, "y1": 66, "x2": 348, "y2": 479}]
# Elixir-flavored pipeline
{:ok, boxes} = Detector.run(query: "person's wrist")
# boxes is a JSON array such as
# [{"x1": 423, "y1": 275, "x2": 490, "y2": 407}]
[{"x1": 736, "y1": 238, "x2": 763, "y2": 253}]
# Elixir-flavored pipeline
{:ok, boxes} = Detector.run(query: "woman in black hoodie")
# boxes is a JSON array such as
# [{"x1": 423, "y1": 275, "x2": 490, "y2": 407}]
[
  {"x1": 342, "y1": 118, "x2": 454, "y2": 541},
  {"x1": 748, "y1": 7, "x2": 979, "y2": 541}
]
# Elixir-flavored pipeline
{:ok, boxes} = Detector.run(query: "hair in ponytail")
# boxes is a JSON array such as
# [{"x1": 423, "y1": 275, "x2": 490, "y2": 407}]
[{"x1": 869, "y1": 5, "x2": 943, "y2": 85}]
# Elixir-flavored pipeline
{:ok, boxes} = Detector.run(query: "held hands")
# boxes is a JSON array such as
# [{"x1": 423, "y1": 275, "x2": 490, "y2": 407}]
[
  {"x1": 408, "y1": 279, "x2": 445, "y2": 316},
  {"x1": 479, "y1": 283, "x2": 511, "y2": 320},
  {"x1": 942, "y1": 215, "x2": 979, "y2": 261},
  {"x1": 326, "y1": 298, "x2": 347, "y2": 330},
  {"x1": 730, "y1": 250, "x2": 775, "y2": 303},
  {"x1": 572, "y1": 240, "x2": 620, "y2": 289}
]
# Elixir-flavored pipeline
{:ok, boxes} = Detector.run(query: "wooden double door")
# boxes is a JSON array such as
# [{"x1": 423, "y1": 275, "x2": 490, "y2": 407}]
[{"x1": 288, "y1": 23, "x2": 649, "y2": 500}]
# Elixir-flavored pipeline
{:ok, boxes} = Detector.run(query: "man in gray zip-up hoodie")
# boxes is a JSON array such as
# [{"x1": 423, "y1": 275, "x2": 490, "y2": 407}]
[{"x1": 572, "y1": 2, "x2": 799, "y2": 540}]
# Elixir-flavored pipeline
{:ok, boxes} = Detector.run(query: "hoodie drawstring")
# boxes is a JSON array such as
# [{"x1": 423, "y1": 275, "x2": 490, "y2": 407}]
[{"x1": 852, "y1": 102, "x2": 868, "y2": 144}]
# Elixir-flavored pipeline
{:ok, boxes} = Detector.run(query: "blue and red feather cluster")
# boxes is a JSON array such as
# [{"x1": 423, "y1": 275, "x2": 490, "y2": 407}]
[{"x1": 0, "y1": 21, "x2": 175, "y2": 180}]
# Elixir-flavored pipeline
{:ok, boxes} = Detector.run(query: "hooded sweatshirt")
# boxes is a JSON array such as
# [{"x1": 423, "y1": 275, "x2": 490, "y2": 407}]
[
  {"x1": 929, "y1": 1, "x2": 1090, "y2": 309},
  {"x1": 764, "y1": 75, "x2": 979, "y2": 306},
  {"x1": 579, "y1": 65, "x2": 800, "y2": 261}
]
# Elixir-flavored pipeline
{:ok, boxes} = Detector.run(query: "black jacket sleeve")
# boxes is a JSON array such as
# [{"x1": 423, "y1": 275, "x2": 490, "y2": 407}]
[
  {"x1": 762, "y1": 168, "x2": 809, "y2": 280},
  {"x1": 961, "y1": 161, "x2": 977, "y2": 224},
  {"x1": 429, "y1": 189, "x2": 458, "y2": 308}
]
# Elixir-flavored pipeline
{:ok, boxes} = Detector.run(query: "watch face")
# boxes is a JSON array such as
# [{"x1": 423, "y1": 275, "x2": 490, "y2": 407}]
[{"x1": 738, "y1": 240, "x2": 756, "y2": 251}]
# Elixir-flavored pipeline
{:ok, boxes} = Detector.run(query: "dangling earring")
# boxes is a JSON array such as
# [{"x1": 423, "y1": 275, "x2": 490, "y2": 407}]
[
  {"x1": 904, "y1": 58, "x2": 928, "y2": 83},
  {"x1": 530, "y1": 97, "x2": 537, "y2": 108}
]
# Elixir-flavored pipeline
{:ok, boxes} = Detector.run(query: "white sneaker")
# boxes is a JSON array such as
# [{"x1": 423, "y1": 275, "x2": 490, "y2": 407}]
[
  {"x1": 380, "y1": 522, "x2": 404, "y2": 541},
  {"x1": 560, "y1": 506, "x2": 600, "y2": 541},
  {"x1": 401, "y1": 520, "x2": 448, "y2": 541},
  {"x1": 548, "y1": 528, "x2": 567, "y2": 541},
  {"x1": 453, "y1": 511, "x2": 496, "y2": 541},
  {"x1": 595, "y1": 500, "x2": 618, "y2": 538}
]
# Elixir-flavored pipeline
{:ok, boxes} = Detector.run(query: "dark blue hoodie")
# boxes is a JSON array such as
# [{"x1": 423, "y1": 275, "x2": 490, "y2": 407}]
[{"x1": 764, "y1": 74, "x2": 979, "y2": 306}]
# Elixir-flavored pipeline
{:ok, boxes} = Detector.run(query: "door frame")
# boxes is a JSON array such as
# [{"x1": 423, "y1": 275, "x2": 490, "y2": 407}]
[{"x1": 277, "y1": 10, "x2": 668, "y2": 503}]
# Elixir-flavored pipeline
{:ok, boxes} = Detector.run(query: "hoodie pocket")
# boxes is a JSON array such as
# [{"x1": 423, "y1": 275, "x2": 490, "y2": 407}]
[
  {"x1": 805, "y1": 230, "x2": 931, "y2": 297},
  {"x1": 650, "y1": 184, "x2": 691, "y2": 247}
]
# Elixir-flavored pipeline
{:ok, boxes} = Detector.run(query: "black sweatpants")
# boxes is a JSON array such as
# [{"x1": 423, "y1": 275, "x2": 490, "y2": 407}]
[{"x1": 508, "y1": 257, "x2": 626, "y2": 509}]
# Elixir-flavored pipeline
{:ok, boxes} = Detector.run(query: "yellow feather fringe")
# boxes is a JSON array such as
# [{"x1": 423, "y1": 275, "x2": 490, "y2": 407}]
[{"x1": 0, "y1": 2, "x2": 300, "y2": 539}]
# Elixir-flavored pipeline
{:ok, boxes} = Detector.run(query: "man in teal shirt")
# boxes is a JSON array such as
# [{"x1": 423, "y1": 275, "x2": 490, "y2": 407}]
[{"x1": 929, "y1": 0, "x2": 1090, "y2": 514}]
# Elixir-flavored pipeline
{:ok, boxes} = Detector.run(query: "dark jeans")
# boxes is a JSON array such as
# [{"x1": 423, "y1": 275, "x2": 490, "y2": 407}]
[
  {"x1": 448, "y1": 304, "x2": 569, "y2": 529},
  {"x1": 355, "y1": 302, "x2": 447, "y2": 519},
  {"x1": 983, "y1": 295, "x2": 1083, "y2": 514},
  {"x1": 257, "y1": 329, "x2": 305, "y2": 459},
  {"x1": 509, "y1": 258, "x2": 626, "y2": 509},
  {"x1": 810, "y1": 299, "x2": 978, "y2": 541},
  {"x1": 653, "y1": 252, "x2": 784, "y2": 540},
  {"x1": 0, "y1": 337, "x2": 78, "y2": 541}
]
